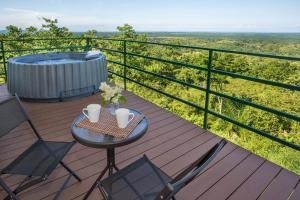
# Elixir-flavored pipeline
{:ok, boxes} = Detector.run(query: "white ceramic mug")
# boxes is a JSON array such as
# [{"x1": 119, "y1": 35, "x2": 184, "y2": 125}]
[
  {"x1": 82, "y1": 104, "x2": 101, "y2": 123},
  {"x1": 115, "y1": 108, "x2": 135, "y2": 128}
]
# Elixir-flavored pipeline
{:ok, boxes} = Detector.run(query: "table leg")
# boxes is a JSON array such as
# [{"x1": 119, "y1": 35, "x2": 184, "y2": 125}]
[
  {"x1": 107, "y1": 148, "x2": 115, "y2": 175},
  {"x1": 83, "y1": 148, "x2": 118, "y2": 200}
]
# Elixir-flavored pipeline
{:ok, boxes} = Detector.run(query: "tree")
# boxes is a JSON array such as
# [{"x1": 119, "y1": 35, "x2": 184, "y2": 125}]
[
  {"x1": 40, "y1": 17, "x2": 72, "y2": 38},
  {"x1": 4, "y1": 25, "x2": 23, "y2": 39},
  {"x1": 116, "y1": 24, "x2": 138, "y2": 39},
  {"x1": 83, "y1": 29, "x2": 98, "y2": 38}
]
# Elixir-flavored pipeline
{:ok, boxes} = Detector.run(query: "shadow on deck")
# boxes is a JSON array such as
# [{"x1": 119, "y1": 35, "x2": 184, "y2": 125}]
[{"x1": 0, "y1": 84, "x2": 299, "y2": 200}]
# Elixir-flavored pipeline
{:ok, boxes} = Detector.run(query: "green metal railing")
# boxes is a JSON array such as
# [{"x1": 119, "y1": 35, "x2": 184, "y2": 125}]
[{"x1": 0, "y1": 37, "x2": 299, "y2": 151}]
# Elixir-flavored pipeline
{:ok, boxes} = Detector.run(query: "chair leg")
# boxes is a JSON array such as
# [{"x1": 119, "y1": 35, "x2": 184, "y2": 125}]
[
  {"x1": 0, "y1": 176, "x2": 21, "y2": 200},
  {"x1": 5, "y1": 177, "x2": 44, "y2": 199},
  {"x1": 84, "y1": 165, "x2": 109, "y2": 200},
  {"x1": 53, "y1": 174, "x2": 72, "y2": 200},
  {"x1": 60, "y1": 161, "x2": 81, "y2": 182},
  {"x1": 11, "y1": 175, "x2": 37, "y2": 195}
]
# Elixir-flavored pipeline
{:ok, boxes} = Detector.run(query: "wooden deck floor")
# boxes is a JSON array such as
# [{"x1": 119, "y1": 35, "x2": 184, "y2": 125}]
[{"x1": 0, "y1": 84, "x2": 299, "y2": 200}]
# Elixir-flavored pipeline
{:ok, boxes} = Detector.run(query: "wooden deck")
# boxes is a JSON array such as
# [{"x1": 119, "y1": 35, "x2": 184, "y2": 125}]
[{"x1": 0, "y1": 84, "x2": 299, "y2": 200}]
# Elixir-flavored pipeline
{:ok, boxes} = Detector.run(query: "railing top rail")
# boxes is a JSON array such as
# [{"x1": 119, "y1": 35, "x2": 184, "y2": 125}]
[
  {"x1": 122, "y1": 39, "x2": 300, "y2": 61},
  {"x1": 1, "y1": 37, "x2": 300, "y2": 61}
]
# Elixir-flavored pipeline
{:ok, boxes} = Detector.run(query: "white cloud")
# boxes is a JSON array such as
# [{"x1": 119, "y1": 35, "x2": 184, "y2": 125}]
[
  {"x1": 0, "y1": 7, "x2": 118, "y2": 30},
  {"x1": 0, "y1": 8, "x2": 58, "y2": 28}
]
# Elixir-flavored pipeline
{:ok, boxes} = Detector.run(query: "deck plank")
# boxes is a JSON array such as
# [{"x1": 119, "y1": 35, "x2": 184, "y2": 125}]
[
  {"x1": 227, "y1": 160, "x2": 282, "y2": 200},
  {"x1": 289, "y1": 180, "x2": 300, "y2": 200},
  {"x1": 175, "y1": 147, "x2": 251, "y2": 200},
  {"x1": 257, "y1": 169, "x2": 299, "y2": 200},
  {"x1": 0, "y1": 84, "x2": 299, "y2": 200},
  {"x1": 197, "y1": 153, "x2": 265, "y2": 200}
]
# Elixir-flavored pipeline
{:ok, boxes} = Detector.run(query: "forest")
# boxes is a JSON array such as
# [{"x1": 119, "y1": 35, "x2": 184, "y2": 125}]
[{"x1": 0, "y1": 18, "x2": 299, "y2": 174}]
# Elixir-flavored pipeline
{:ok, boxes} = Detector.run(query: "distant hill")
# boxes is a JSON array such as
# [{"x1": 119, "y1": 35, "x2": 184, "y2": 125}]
[
  {"x1": 142, "y1": 32, "x2": 300, "y2": 42},
  {"x1": 72, "y1": 31, "x2": 300, "y2": 42}
]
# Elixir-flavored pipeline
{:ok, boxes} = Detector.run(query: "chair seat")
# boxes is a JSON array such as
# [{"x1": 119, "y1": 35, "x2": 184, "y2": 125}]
[
  {"x1": 2, "y1": 140, "x2": 74, "y2": 177},
  {"x1": 100, "y1": 155, "x2": 171, "y2": 200}
]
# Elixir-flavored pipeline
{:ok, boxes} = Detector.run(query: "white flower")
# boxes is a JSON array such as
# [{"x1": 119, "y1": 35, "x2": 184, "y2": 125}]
[
  {"x1": 111, "y1": 86, "x2": 120, "y2": 96},
  {"x1": 111, "y1": 96, "x2": 119, "y2": 104},
  {"x1": 99, "y1": 82, "x2": 110, "y2": 92},
  {"x1": 116, "y1": 86, "x2": 123, "y2": 94},
  {"x1": 103, "y1": 94, "x2": 110, "y2": 101},
  {"x1": 100, "y1": 84, "x2": 124, "y2": 105},
  {"x1": 105, "y1": 89, "x2": 115, "y2": 99}
]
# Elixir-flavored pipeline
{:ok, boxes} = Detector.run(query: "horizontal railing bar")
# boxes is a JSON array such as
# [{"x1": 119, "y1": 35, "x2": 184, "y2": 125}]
[
  {"x1": 126, "y1": 52, "x2": 208, "y2": 71},
  {"x1": 106, "y1": 59, "x2": 123, "y2": 66},
  {"x1": 209, "y1": 90, "x2": 300, "y2": 121},
  {"x1": 91, "y1": 37, "x2": 124, "y2": 42},
  {"x1": 125, "y1": 63, "x2": 207, "y2": 92},
  {"x1": 108, "y1": 69, "x2": 124, "y2": 78},
  {"x1": 213, "y1": 49, "x2": 300, "y2": 61},
  {"x1": 126, "y1": 39, "x2": 212, "y2": 50},
  {"x1": 3, "y1": 46, "x2": 86, "y2": 53},
  {"x1": 98, "y1": 47, "x2": 123, "y2": 54},
  {"x1": 207, "y1": 109, "x2": 300, "y2": 151},
  {"x1": 211, "y1": 68, "x2": 300, "y2": 91},
  {"x1": 125, "y1": 40, "x2": 300, "y2": 61}
]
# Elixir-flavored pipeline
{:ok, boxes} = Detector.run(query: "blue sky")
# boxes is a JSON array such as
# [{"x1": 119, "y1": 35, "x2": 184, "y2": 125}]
[{"x1": 0, "y1": 0, "x2": 299, "y2": 32}]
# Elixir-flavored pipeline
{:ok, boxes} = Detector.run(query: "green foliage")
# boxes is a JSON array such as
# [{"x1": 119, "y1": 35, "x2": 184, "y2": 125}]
[
  {"x1": 40, "y1": 17, "x2": 72, "y2": 38},
  {"x1": 82, "y1": 29, "x2": 98, "y2": 38}
]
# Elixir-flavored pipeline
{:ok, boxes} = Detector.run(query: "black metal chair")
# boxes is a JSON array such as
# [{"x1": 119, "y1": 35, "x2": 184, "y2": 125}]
[
  {"x1": 98, "y1": 139, "x2": 226, "y2": 200},
  {"x1": 0, "y1": 95, "x2": 81, "y2": 200}
]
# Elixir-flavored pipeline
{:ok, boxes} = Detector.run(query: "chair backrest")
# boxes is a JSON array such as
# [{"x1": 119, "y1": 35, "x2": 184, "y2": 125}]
[
  {"x1": 155, "y1": 139, "x2": 227, "y2": 200},
  {"x1": 0, "y1": 95, "x2": 40, "y2": 139}
]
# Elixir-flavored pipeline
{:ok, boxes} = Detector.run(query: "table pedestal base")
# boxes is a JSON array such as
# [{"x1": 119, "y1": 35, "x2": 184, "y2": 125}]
[{"x1": 83, "y1": 148, "x2": 118, "y2": 200}]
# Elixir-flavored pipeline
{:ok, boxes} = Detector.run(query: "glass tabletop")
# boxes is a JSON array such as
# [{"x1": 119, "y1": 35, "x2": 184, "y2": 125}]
[{"x1": 70, "y1": 108, "x2": 148, "y2": 148}]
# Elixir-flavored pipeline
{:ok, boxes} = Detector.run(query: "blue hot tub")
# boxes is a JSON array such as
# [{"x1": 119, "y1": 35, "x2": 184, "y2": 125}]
[{"x1": 7, "y1": 52, "x2": 108, "y2": 101}]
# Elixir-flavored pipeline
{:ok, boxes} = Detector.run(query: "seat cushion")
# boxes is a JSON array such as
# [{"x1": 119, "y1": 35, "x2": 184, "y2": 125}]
[
  {"x1": 2, "y1": 140, "x2": 74, "y2": 177},
  {"x1": 100, "y1": 155, "x2": 171, "y2": 200}
]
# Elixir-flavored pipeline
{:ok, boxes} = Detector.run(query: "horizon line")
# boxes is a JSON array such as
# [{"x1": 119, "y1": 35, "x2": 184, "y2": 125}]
[{"x1": 1, "y1": 29, "x2": 300, "y2": 34}]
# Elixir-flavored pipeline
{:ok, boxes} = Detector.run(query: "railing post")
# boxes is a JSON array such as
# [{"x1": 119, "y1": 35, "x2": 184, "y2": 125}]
[
  {"x1": 0, "y1": 40, "x2": 7, "y2": 82},
  {"x1": 203, "y1": 50, "x2": 213, "y2": 129},
  {"x1": 123, "y1": 40, "x2": 127, "y2": 90},
  {"x1": 85, "y1": 37, "x2": 91, "y2": 51}
]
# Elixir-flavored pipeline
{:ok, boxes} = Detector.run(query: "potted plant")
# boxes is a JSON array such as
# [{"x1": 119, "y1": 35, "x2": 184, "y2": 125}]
[{"x1": 99, "y1": 82, "x2": 126, "y2": 115}]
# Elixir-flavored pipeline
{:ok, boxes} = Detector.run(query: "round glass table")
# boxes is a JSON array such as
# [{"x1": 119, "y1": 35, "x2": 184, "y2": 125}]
[{"x1": 70, "y1": 108, "x2": 148, "y2": 200}]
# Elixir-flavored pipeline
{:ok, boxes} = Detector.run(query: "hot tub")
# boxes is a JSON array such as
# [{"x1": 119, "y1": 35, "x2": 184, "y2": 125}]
[{"x1": 7, "y1": 52, "x2": 108, "y2": 101}]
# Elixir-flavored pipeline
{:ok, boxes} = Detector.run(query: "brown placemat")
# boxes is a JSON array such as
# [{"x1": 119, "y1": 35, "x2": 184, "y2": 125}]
[{"x1": 76, "y1": 108, "x2": 145, "y2": 138}]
